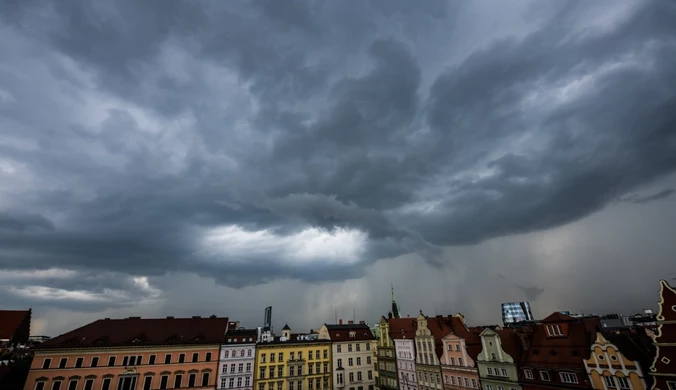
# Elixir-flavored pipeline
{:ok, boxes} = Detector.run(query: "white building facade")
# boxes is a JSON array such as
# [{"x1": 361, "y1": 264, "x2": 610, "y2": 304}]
[
  {"x1": 319, "y1": 322, "x2": 376, "y2": 390},
  {"x1": 219, "y1": 329, "x2": 259, "y2": 390},
  {"x1": 395, "y1": 339, "x2": 418, "y2": 390}
]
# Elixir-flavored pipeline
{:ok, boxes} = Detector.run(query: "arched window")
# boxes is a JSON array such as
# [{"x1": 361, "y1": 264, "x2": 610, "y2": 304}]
[
  {"x1": 240, "y1": 350, "x2": 245, "y2": 357},
  {"x1": 224, "y1": 351, "x2": 229, "y2": 358}
]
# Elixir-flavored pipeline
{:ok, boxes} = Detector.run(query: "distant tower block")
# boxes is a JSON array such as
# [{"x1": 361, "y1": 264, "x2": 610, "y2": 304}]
[{"x1": 264, "y1": 306, "x2": 272, "y2": 332}]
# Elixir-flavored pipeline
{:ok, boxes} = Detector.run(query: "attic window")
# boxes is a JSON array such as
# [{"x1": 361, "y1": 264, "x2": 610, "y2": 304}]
[
  {"x1": 546, "y1": 324, "x2": 563, "y2": 337},
  {"x1": 598, "y1": 355, "x2": 605, "y2": 361},
  {"x1": 349, "y1": 331, "x2": 356, "y2": 338},
  {"x1": 661, "y1": 357, "x2": 670, "y2": 364},
  {"x1": 610, "y1": 355, "x2": 618, "y2": 361},
  {"x1": 336, "y1": 334, "x2": 340, "y2": 338}
]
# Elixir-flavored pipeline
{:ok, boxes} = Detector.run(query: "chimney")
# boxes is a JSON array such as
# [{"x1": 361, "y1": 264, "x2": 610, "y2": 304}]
[
  {"x1": 359, "y1": 321, "x2": 365, "y2": 325},
  {"x1": 348, "y1": 320, "x2": 354, "y2": 325},
  {"x1": 192, "y1": 316, "x2": 201, "y2": 319},
  {"x1": 166, "y1": 316, "x2": 174, "y2": 319},
  {"x1": 339, "y1": 319, "x2": 343, "y2": 325}
]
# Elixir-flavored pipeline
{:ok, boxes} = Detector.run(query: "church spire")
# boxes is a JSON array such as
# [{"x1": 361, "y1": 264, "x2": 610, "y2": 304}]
[{"x1": 391, "y1": 283, "x2": 400, "y2": 319}]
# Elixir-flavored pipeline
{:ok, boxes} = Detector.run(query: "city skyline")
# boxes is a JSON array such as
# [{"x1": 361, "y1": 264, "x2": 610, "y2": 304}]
[{"x1": 1, "y1": 0, "x2": 675, "y2": 337}]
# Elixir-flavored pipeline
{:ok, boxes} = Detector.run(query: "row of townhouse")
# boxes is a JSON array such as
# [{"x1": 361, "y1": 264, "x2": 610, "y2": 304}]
[
  {"x1": 375, "y1": 281, "x2": 674, "y2": 390},
  {"x1": 23, "y1": 317, "x2": 376, "y2": 390}
]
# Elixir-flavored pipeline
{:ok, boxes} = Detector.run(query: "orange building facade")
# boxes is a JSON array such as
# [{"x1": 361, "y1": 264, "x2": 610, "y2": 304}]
[{"x1": 23, "y1": 316, "x2": 231, "y2": 390}]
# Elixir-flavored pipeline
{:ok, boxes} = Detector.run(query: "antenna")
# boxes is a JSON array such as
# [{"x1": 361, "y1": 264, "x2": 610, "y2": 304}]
[
  {"x1": 335, "y1": 307, "x2": 338, "y2": 324},
  {"x1": 353, "y1": 307, "x2": 356, "y2": 323}
]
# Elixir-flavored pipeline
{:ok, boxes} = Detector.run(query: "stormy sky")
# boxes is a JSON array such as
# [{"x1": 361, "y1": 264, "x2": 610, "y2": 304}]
[{"x1": 1, "y1": 0, "x2": 675, "y2": 336}]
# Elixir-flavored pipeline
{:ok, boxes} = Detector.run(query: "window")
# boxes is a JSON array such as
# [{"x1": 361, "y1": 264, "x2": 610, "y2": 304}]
[
  {"x1": 262, "y1": 354, "x2": 267, "y2": 363},
  {"x1": 52, "y1": 381, "x2": 62, "y2": 390},
  {"x1": 472, "y1": 379, "x2": 477, "y2": 388},
  {"x1": 68, "y1": 380, "x2": 78, "y2": 390},
  {"x1": 279, "y1": 353, "x2": 284, "y2": 361},
  {"x1": 546, "y1": 324, "x2": 563, "y2": 337},
  {"x1": 290, "y1": 382, "x2": 295, "y2": 390},
  {"x1": 160, "y1": 376, "x2": 168, "y2": 390},
  {"x1": 349, "y1": 373, "x2": 354, "y2": 383},
  {"x1": 316, "y1": 363, "x2": 320, "y2": 373},
  {"x1": 42, "y1": 358, "x2": 51, "y2": 369},
  {"x1": 149, "y1": 355, "x2": 156, "y2": 365},
  {"x1": 271, "y1": 353, "x2": 276, "y2": 362},
  {"x1": 366, "y1": 343, "x2": 371, "y2": 351},
  {"x1": 178, "y1": 353, "x2": 185, "y2": 363},
  {"x1": 309, "y1": 381, "x2": 314, "y2": 390},
  {"x1": 279, "y1": 383, "x2": 283, "y2": 390},
  {"x1": 524, "y1": 369, "x2": 533, "y2": 380},
  {"x1": 192, "y1": 353, "x2": 199, "y2": 362},
  {"x1": 349, "y1": 358, "x2": 354, "y2": 367},
  {"x1": 165, "y1": 354, "x2": 171, "y2": 364},
  {"x1": 206, "y1": 352, "x2": 212, "y2": 362},
  {"x1": 36, "y1": 383, "x2": 46, "y2": 390},
  {"x1": 84, "y1": 379, "x2": 94, "y2": 390},
  {"x1": 279, "y1": 366, "x2": 284, "y2": 377},
  {"x1": 356, "y1": 344, "x2": 361, "y2": 352},
  {"x1": 487, "y1": 368, "x2": 493, "y2": 376},
  {"x1": 338, "y1": 358, "x2": 343, "y2": 368},
  {"x1": 224, "y1": 350, "x2": 229, "y2": 358},
  {"x1": 451, "y1": 377, "x2": 456, "y2": 386},
  {"x1": 141, "y1": 377, "x2": 152, "y2": 390},
  {"x1": 316, "y1": 350, "x2": 320, "y2": 359},
  {"x1": 246, "y1": 363, "x2": 251, "y2": 372},
  {"x1": 337, "y1": 345, "x2": 342, "y2": 353},
  {"x1": 338, "y1": 373, "x2": 344, "y2": 384},
  {"x1": 665, "y1": 382, "x2": 676, "y2": 390},
  {"x1": 456, "y1": 344, "x2": 460, "y2": 351},
  {"x1": 450, "y1": 357, "x2": 455, "y2": 365},
  {"x1": 269, "y1": 383, "x2": 274, "y2": 390},
  {"x1": 458, "y1": 358, "x2": 463, "y2": 366},
  {"x1": 290, "y1": 352, "x2": 294, "y2": 360},
  {"x1": 290, "y1": 366, "x2": 295, "y2": 376},
  {"x1": 367, "y1": 357, "x2": 371, "y2": 365},
  {"x1": 498, "y1": 387, "x2": 504, "y2": 390},
  {"x1": 221, "y1": 378, "x2": 228, "y2": 389},
  {"x1": 260, "y1": 367, "x2": 266, "y2": 378},
  {"x1": 604, "y1": 376, "x2": 617, "y2": 388},
  {"x1": 229, "y1": 378, "x2": 234, "y2": 388},
  {"x1": 368, "y1": 371, "x2": 373, "y2": 380},
  {"x1": 270, "y1": 366, "x2": 275, "y2": 378},
  {"x1": 240, "y1": 350, "x2": 245, "y2": 357},
  {"x1": 246, "y1": 378, "x2": 250, "y2": 386},
  {"x1": 324, "y1": 363, "x2": 328, "y2": 373},
  {"x1": 174, "y1": 375, "x2": 183, "y2": 388},
  {"x1": 202, "y1": 373, "x2": 210, "y2": 387},
  {"x1": 324, "y1": 350, "x2": 328, "y2": 359},
  {"x1": 540, "y1": 371, "x2": 550, "y2": 382},
  {"x1": 357, "y1": 357, "x2": 362, "y2": 366},
  {"x1": 560, "y1": 373, "x2": 577, "y2": 384},
  {"x1": 299, "y1": 352, "x2": 303, "y2": 360},
  {"x1": 617, "y1": 377, "x2": 630, "y2": 389},
  {"x1": 59, "y1": 358, "x2": 68, "y2": 368},
  {"x1": 75, "y1": 357, "x2": 83, "y2": 368},
  {"x1": 231, "y1": 364, "x2": 236, "y2": 373},
  {"x1": 358, "y1": 372, "x2": 363, "y2": 381},
  {"x1": 239, "y1": 363, "x2": 244, "y2": 373},
  {"x1": 222, "y1": 365, "x2": 227, "y2": 374},
  {"x1": 102, "y1": 379, "x2": 111, "y2": 390},
  {"x1": 465, "y1": 378, "x2": 470, "y2": 387},
  {"x1": 260, "y1": 385, "x2": 265, "y2": 390},
  {"x1": 485, "y1": 385, "x2": 492, "y2": 390},
  {"x1": 309, "y1": 365, "x2": 313, "y2": 374},
  {"x1": 123, "y1": 356, "x2": 129, "y2": 366},
  {"x1": 248, "y1": 350, "x2": 253, "y2": 357},
  {"x1": 188, "y1": 374, "x2": 196, "y2": 388},
  {"x1": 349, "y1": 344, "x2": 353, "y2": 352},
  {"x1": 501, "y1": 369, "x2": 507, "y2": 377},
  {"x1": 491, "y1": 353, "x2": 496, "y2": 360}
]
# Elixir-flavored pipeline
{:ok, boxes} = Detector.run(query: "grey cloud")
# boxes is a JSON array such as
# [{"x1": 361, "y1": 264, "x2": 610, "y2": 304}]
[
  {"x1": 0, "y1": 0, "x2": 675, "y2": 321},
  {"x1": 519, "y1": 286, "x2": 545, "y2": 302},
  {"x1": 618, "y1": 188, "x2": 675, "y2": 204}
]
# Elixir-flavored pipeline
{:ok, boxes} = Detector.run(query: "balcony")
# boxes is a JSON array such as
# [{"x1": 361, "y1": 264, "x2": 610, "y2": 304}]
[{"x1": 288, "y1": 358, "x2": 306, "y2": 363}]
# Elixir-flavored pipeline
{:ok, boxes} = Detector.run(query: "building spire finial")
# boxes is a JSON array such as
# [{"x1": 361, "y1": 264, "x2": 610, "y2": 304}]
[{"x1": 391, "y1": 283, "x2": 400, "y2": 319}]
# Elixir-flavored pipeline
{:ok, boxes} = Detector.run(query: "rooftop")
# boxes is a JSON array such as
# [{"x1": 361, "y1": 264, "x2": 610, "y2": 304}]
[
  {"x1": 0, "y1": 310, "x2": 31, "y2": 341},
  {"x1": 38, "y1": 316, "x2": 230, "y2": 349}
]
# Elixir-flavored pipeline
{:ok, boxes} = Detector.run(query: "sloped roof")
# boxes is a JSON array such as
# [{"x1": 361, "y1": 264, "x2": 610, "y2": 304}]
[
  {"x1": 496, "y1": 329, "x2": 524, "y2": 365},
  {"x1": 224, "y1": 329, "x2": 258, "y2": 344},
  {"x1": 38, "y1": 316, "x2": 230, "y2": 349},
  {"x1": 326, "y1": 324, "x2": 374, "y2": 341},
  {"x1": 542, "y1": 312, "x2": 576, "y2": 323},
  {"x1": 387, "y1": 318, "x2": 417, "y2": 340},
  {"x1": 282, "y1": 324, "x2": 291, "y2": 330},
  {"x1": 0, "y1": 310, "x2": 30, "y2": 340}
]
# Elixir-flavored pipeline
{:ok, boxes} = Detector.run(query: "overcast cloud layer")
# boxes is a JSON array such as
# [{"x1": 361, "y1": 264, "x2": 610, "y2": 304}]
[{"x1": 1, "y1": 0, "x2": 676, "y2": 336}]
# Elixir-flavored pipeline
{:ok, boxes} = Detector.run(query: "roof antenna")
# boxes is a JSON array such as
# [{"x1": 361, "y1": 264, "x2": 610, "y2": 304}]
[
  {"x1": 353, "y1": 307, "x2": 356, "y2": 323},
  {"x1": 335, "y1": 307, "x2": 338, "y2": 324}
]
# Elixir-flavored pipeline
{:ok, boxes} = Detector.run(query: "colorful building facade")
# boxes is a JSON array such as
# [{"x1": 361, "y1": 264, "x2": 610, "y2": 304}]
[
  {"x1": 377, "y1": 317, "x2": 398, "y2": 390},
  {"x1": 219, "y1": 329, "x2": 259, "y2": 390},
  {"x1": 584, "y1": 331, "x2": 652, "y2": 390},
  {"x1": 23, "y1": 316, "x2": 229, "y2": 390},
  {"x1": 390, "y1": 318, "x2": 418, "y2": 390},
  {"x1": 318, "y1": 322, "x2": 375, "y2": 390},
  {"x1": 414, "y1": 314, "x2": 443, "y2": 390},
  {"x1": 254, "y1": 329, "x2": 332, "y2": 390}
]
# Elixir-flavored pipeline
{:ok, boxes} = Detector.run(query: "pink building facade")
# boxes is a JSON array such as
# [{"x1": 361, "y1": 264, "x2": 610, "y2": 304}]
[{"x1": 440, "y1": 333, "x2": 480, "y2": 390}]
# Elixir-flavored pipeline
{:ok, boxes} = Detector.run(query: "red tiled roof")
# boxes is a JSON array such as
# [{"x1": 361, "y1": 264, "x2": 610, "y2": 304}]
[
  {"x1": 326, "y1": 324, "x2": 373, "y2": 341},
  {"x1": 38, "y1": 316, "x2": 230, "y2": 349},
  {"x1": 387, "y1": 318, "x2": 417, "y2": 340},
  {"x1": 523, "y1": 318, "x2": 592, "y2": 369},
  {"x1": 0, "y1": 310, "x2": 30, "y2": 340}
]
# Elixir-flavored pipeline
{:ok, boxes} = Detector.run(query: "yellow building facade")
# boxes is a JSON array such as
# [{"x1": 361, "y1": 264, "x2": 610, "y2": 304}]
[
  {"x1": 255, "y1": 340, "x2": 332, "y2": 390},
  {"x1": 584, "y1": 332, "x2": 648, "y2": 390}
]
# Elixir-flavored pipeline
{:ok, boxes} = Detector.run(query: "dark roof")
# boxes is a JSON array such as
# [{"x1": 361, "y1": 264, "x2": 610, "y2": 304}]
[
  {"x1": 258, "y1": 339, "x2": 330, "y2": 346},
  {"x1": 0, "y1": 310, "x2": 30, "y2": 340},
  {"x1": 224, "y1": 329, "x2": 258, "y2": 344},
  {"x1": 496, "y1": 329, "x2": 524, "y2": 365},
  {"x1": 542, "y1": 312, "x2": 577, "y2": 323},
  {"x1": 38, "y1": 316, "x2": 230, "y2": 349},
  {"x1": 282, "y1": 324, "x2": 291, "y2": 330},
  {"x1": 387, "y1": 318, "x2": 417, "y2": 340},
  {"x1": 325, "y1": 324, "x2": 374, "y2": 341}
]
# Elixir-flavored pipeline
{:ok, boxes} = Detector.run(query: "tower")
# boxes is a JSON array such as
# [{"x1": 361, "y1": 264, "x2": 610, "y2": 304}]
[{"x1": 391, "y1": 283, "x2": 400, "y2": 319}]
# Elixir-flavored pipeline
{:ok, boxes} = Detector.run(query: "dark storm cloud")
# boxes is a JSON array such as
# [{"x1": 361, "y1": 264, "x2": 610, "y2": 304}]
[
  {"x1": 618, "y1": 188, "x2": 676, "y2": 204},
  {"x1": 1, "y1": 0, "x2": 675, "y2": 317}
]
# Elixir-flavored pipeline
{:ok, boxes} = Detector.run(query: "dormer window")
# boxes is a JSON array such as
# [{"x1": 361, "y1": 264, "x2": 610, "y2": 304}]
[{"x1": 546, "y1": 324, "x2": 563, "y2": 336}]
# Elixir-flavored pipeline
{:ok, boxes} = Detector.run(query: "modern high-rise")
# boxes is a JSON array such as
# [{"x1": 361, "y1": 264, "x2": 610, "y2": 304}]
[{"x1": 501, "y1": 302, "x2": 534, "y2": 326}]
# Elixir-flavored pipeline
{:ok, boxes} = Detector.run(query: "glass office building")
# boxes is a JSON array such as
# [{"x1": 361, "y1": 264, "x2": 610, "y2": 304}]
[{"x1": 501, "y1": 301, "x2": 534, "y2": 326}]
